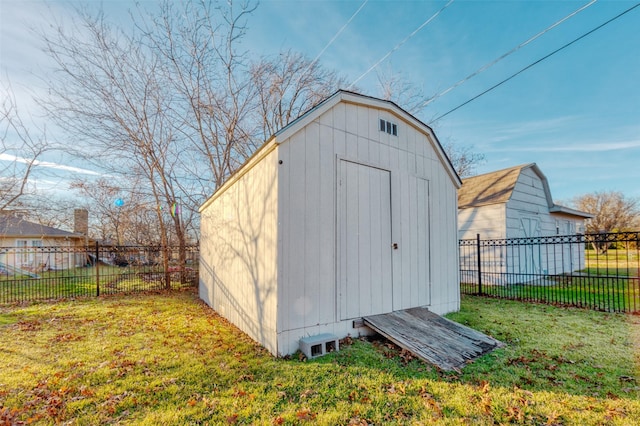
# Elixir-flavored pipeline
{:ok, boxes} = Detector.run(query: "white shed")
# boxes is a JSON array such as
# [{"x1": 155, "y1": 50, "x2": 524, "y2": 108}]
[
  {"x1": 199, "y1": 90, "x2": 462, "y2": 356},
  {"x1": 458, "y1": 163, "x2": 593, "y2": 282}
]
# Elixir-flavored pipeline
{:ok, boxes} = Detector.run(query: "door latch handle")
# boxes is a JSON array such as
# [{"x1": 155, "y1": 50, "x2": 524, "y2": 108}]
[{"x1": 392, "y1": 243, "x2": 398, "y2": 250}]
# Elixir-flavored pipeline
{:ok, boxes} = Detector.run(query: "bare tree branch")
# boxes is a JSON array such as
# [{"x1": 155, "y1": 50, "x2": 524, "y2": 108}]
[
  {"x1": 573, "y1": 191, "x2": 640, "y2": 234},
  {"x1": 251, "y1": 50, "x2": 346, "y2": 139},
  {"x1": 0, "y1": 82, "x2": 48, "y2": 210}
]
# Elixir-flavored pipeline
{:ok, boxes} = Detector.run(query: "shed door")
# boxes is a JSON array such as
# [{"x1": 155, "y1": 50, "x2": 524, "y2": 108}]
[
  {"x1": 337, "y1": 160, "x2": 393, "y2": 320},
  {"x1": 519, "y1": 217, "x2": 541, "y2": 275}
]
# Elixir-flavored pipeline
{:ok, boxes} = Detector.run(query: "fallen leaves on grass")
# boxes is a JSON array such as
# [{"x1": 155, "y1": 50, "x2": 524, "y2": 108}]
[
  {"x1": 15, "y1": 320, "x2": 42, "y2": 332},
  {"x1": 299, "y1": 388, "x2": 316, "y2": 399},
  {"x1": 295, "y1": 408, "x2": 316, "y2": 421},
  {"x1": 51, "y1": 333, "x2": 84, "y2": 343},
  {"x1": 418, "y1": 385, "x2": 442, "y2": 419},
  {"x1": 479, "y1": 380, "x2": 492, "y2": 416},
  {"x1": 605, "y1": 405, "x2": 628, "y2": 422}
]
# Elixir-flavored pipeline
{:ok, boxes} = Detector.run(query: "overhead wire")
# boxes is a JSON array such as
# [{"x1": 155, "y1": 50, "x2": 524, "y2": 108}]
[
  {"x1": 306, "y1": 0, "x2": 369, "y2": 72},
  {"x1": 430, "y1": 2, "x2": 640, "y2": 123},
  {"x1": 347, "y1": 0, "x2": 455, "y2": 89},
  {"x1": 418, "y1": 0, "x2": 598, "y2": 110}
]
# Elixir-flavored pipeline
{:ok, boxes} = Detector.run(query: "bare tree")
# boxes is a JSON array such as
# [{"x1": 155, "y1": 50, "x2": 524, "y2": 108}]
[
  {"x1": 573, "y1": 191, "x2": 639, "y2": 234},
  {"x1": 442, "y1": 142, "x2": 486, "y2": 178},
  {"x1": 376, "y1": 66, "x2": 429, "y2": 116},
  {"x1": 39, "y1": 7, "x2": 185, "y2": 285},
  {"x1": 251, "y1": 50, "x2": 347, "y2": 139},
  {"x1": 69, "y1": 178, "x2": 162, "y2": 245},
  {"x1": 133, "y1": 0, "x2": 262, "y2": 277},
  {"x1": 39, "y1": 0, "x2": 470, "y2": 270},
  {"x1": 21, "y1": 194, "x2": 78, "y2": 230},
  {"x1": 0, "y1": 82, "x2": 48, "y2": 210}
]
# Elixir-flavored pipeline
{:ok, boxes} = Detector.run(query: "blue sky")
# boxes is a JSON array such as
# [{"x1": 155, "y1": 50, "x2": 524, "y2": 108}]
[{"x1": 1, "y1": 0, "x2": 639, "y2": 203}]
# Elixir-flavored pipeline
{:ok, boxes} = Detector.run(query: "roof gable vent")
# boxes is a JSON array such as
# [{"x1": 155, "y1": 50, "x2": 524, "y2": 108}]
[{"x1": 379, "y1": 119, "x2": 397, "y2": 136}]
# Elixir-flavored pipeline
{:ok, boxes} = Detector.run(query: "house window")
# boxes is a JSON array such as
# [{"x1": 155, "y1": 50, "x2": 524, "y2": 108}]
[
  {"x1": 16, "y1": 240, "x2": 29, "y2": 266},
  {"x1": 379, "y1": 119, "x2": 398, "y2": 136},
  {"x1": 16, "y1": 239, "x2": 42, "y2": 267}
]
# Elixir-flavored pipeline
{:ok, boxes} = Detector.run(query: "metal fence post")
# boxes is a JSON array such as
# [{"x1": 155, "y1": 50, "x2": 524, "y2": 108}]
[
  {"x1": 477, "y1": 234, "x2": 482, "y2": 295},
  {"x1": 95, "y1": 241, "x2": 100, "y2": 297}
]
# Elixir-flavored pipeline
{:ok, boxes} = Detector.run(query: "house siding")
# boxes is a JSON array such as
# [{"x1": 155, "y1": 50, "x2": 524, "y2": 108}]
[
  {"x1": 0, "y1": 238, "x2": 84, "y2": 271},
  {"x1": 458, "y1": 204, "x2": 506, "y2": 240}
]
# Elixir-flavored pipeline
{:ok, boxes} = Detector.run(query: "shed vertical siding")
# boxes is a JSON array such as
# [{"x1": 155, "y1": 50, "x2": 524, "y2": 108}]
[
  {"x1": 277, "y1": 122, "x2": 336, "y2": 334},
  {"x1": 505, "y1": 168, "x2": 585, "y2": 278},
  {"x1": 199, "y1": 147, "x2": 280, "y2": 354},
  {"x1": 506, "y1": 168, "x2": 553, "y2": 237},
  {"x1": 428, "y1": 162, "x2": 460, "y2": 314}
]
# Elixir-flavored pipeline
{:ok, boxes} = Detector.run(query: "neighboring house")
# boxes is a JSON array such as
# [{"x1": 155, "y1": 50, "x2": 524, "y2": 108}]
[
  {"x1": 458, "y1": 163, "x2": 593, "y2": 283},
  {"x1": 199, "y1": 90, "x2": 462, "y2": 357},
  {"x1": 0, "y1": 211, "x2": 88, "y2": 273}
]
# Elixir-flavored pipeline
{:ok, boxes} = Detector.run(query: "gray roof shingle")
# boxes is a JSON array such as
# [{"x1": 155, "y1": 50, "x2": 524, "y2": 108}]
[
  {"x1": 0, "y1": 216, "x2": 82, "y2": 238},
  {"x1": 458, "y1": 164, "x2": 530, "y2": 209}
]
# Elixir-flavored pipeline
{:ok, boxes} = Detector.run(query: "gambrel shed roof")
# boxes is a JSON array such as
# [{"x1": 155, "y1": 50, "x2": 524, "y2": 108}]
[
  {"x1": 201, "y1": 90, "x2": 461, "y2": 212},
  {"x1": 458, "y1": 163, "x2": 592, "y2": 218},
  {"x1": 275, "y1": 90, "x2": 461, "y2": 184}
]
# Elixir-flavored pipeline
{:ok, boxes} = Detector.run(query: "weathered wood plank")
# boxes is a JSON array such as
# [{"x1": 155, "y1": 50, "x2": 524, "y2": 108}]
[
  {"x1": 365, "y1": 311, "x2": 466, "y2": 370},
  {"x1": 364, "y1": 307, "x2": 504, "y2": 371},
  {"x1": 391, "y1": 310, "x2": 480, "y2": 360},
  {"x1": 365, "y1": 314, "x2": 462, "y2": 371},
  {"x1": 404, "y1": 307, "x2": 503, "y2": 351}
]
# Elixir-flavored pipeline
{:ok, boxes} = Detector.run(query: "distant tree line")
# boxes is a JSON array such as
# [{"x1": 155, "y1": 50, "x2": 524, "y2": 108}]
[{"x1": 573, "y1": 190, "x2": 640, "y2": 234}]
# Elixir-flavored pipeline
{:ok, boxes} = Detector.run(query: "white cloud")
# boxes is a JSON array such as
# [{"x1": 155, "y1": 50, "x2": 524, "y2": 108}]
[
  {"x1": 482, "y1": 116, "x2": 580, "y2": 143},
  {"x1": 0, "y1": 153, "x2": 103, "y2": 176},
  {"x1": 488, "y1": 139, "x2": 640, "y2": 153}
]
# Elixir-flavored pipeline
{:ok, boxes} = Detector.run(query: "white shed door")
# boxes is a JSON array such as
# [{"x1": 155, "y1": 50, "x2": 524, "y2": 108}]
[
  {"x1": 337, "y1": 160, "x2": 393, "y2": 320},
  {"x1": 519, "y1": 217, "x2": 541, "y2": 275}
]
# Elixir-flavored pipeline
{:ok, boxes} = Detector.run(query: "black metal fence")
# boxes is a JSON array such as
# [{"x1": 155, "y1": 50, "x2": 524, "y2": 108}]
[
  {"x1": 0, "y1": 243, "x2": 199, "y2": 304},
  {"x1": 460, "y1": 232, "x2": 640, "y2": 313}
]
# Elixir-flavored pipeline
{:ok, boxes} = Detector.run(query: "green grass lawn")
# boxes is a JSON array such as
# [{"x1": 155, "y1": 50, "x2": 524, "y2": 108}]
[
  {"x1": 1, "y1": 290, "x2": 638, "y2": 425},
  {"x1": 467, "y1": 275, "x2": 640, "y2": 313},
  {"x1": 0, "y1": 266, "x2": 194, "y2": 304}
]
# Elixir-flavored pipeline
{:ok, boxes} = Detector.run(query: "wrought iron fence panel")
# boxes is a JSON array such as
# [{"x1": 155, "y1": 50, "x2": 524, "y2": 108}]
[
  {"x1": 0, "y1": 243, "x2": 199, "y2": 304},
  {"x1": 460, "y1": 232, "x2": 640, "y2": 313}
]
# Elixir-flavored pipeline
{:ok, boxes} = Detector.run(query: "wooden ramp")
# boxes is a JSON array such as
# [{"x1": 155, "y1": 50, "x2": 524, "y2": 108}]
[{"x1": 364, "y1": 307, "x2": 504, "y2": 371}]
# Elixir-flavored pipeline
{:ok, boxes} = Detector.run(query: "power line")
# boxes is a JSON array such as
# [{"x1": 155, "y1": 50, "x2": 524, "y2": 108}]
[
  {"x1": 430, "y1": 2, "x2": 640, "y2": 123},
  {"x1": 418, "y1": 0, "x2": 597, "y2": 109},
  {"x1": 307, "y1": 0, "x2": 369, "y2": 71},
  {"x1": 347, "y1": 0, "x2": 454, "y2": 89}
]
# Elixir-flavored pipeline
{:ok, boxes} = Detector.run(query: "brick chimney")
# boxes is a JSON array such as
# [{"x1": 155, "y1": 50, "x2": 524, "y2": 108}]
[{"x1": 74, "y1": 208, "x2": 89, "y2": 235}]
